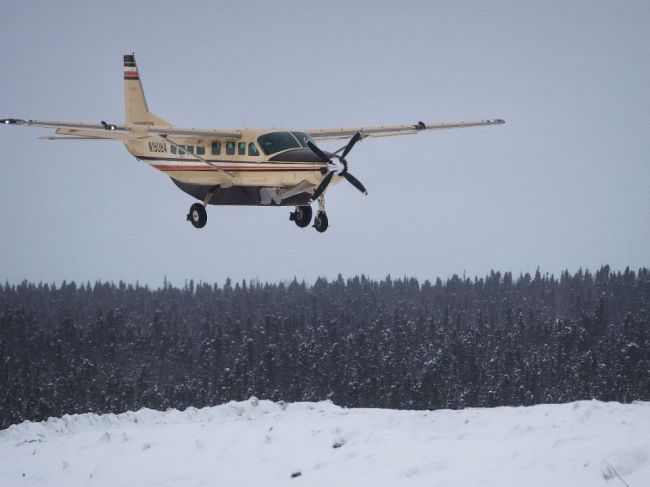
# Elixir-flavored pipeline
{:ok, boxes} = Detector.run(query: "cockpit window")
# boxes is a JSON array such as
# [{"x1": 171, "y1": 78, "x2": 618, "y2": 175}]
[
  {"x1": 291, "y1": 132, "x2": 315, "y2": 148},
  {"x1": 257, "y1": 132, "x2": 300, "y2": 155}
]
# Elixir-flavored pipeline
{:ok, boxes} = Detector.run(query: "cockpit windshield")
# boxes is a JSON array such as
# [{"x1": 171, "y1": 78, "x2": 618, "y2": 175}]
[
  {"x1": 257, "y1": 132, "x2": 300, "y2": 155},
  {"x1": 257, "y1": 131, "x2": 317, "y2": 155},
  {"x1": 291, "y1": 132, "x2": 316, "y2": 148}
]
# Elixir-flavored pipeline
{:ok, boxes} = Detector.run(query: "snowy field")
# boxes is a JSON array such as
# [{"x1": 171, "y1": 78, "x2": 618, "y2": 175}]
[{"x1": 1, "y1": 400, "x2": 649, "y2": 487}]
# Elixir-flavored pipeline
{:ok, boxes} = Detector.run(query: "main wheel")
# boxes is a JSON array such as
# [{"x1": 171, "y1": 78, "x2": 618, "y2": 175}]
[
  {"x1": 290, "y1": 205, "x2": 312, "y2": 228},
  {"x1": 314, "y1": 211, "x2": 329, "y2": 233},
  {"x1": 187, "y1": 203, "x2": 207, "y2": 228}
]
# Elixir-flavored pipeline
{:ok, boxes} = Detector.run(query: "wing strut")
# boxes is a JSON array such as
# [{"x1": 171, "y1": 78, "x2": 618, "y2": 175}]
[{"x1": 159, "y1": 135, "x2": 236, "y2": 183}]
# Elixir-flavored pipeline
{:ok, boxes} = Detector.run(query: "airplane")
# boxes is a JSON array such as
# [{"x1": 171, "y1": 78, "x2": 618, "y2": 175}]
[{"x1": 1, "y1": 54, "x2": 505, "y2": 233}]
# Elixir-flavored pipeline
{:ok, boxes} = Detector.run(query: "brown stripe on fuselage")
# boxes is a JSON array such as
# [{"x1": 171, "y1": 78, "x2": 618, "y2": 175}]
[
  {"x1": 139, "y1": 155, "x2": 324, "y2": 169},
  {"x1": 152, "y1": 164, "x2": 321, "y2": 172}
]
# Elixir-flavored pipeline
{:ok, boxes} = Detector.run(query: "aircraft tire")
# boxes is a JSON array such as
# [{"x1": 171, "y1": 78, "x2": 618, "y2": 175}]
[
  {"x1": 293, "y1": 205, "x2": 312, "y2": 228},
  {"x1": 188, "y1": 203, "x2": 207, "y2": 228},
  {"x1": 314, "y1": 211, "x2": 328, "y2": 233}
]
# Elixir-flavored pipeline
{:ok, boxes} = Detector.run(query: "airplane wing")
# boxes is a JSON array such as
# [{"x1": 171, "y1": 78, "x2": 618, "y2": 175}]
[
  {"x1": 306, "y1": 119, "x2": 505, "y2": 141},
  {"x1": 0, "y1": 118, "x2": 242, "y2": 140}
]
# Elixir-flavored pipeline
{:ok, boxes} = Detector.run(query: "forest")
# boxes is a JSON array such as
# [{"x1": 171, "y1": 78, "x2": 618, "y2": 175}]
[{"x1": 1, "y1": 266, "x2": 648, "y2": 429}]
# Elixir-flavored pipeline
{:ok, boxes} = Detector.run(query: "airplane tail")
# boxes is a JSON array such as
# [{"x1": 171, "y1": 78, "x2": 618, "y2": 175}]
[{"x1": 123, "y1": 54, "x2": 171, "y2": 126}]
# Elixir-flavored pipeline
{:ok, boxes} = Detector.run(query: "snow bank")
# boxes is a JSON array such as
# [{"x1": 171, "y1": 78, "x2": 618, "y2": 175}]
[{"x1": 1, "y1": 399, "x2": 649, "y2": 486}]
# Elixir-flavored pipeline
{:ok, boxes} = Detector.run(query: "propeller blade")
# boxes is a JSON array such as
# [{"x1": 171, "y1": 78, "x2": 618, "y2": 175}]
[
  {"x1": 340, "y1": 131, "x2": 362, "y2": 160},
  {"x1": 342, "y1": 171, "x2": 368, "y2": 195},
  {"x1": 312, "y1": 172, "x2": 334, "y2": 201},
  {"x1": 306, "y1": 140, "x2": 331, "y2": 163}
]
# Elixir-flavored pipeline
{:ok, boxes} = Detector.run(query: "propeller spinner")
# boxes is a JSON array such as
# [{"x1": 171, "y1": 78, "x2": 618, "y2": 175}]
[{"x1": 307, "y1": 132, "x2": 367, "y2": 201}]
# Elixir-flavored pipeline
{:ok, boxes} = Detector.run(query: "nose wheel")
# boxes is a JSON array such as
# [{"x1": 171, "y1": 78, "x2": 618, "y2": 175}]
[
  {"x1": 313, "y1": 194, "x2": 329, "y2": 232},
  {"x1": 187, "y1": 203, "x2": 207, "y2": 228},
  {"x1": 314, "y1": 211, "x2": 328, "y2": 233}
]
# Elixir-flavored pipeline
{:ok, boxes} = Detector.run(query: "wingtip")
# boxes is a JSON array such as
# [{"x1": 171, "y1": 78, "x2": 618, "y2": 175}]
[{"x1": 1, "y1": 118, "x2": 30, "y2": 125}]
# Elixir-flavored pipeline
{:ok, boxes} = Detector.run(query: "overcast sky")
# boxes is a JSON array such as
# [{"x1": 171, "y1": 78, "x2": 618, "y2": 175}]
[{"x1": 0, "y1": 0, "x2": 648, "y2": 287}]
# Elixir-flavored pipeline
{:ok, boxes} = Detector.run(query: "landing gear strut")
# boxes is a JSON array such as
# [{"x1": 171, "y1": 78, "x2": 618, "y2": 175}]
[
  {"x1": 290, "y1": 205, "x2": 312, "y2": 228},
  {"x1": 313, "y1": 195, "x2": 329, "y2": 233}
]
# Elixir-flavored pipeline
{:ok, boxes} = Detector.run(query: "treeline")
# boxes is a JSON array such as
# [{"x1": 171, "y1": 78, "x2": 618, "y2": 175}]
[{"x1": 0, "y1": 266, "x2": 648, "y2": 429}]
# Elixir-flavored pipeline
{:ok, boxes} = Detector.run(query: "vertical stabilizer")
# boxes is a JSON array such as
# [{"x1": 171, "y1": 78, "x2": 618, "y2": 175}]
[{"x1": 123, "y1": 54, "x2": 171, "y2": 126}]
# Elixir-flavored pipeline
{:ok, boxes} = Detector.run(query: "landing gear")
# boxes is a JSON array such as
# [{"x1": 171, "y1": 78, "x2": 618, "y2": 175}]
[
  {"x1": 314, "y1": 211, "x2": 329, "y2": 233},
  {"x1": 187, "y1": 188, "x2": 216, "y2": 229},
  {"x1": 313, "y1": 195, "x2": 329, "y2": 233},
  {"x1": 289, "y1": 205, "x2": 312, "y2": 228},
  {"x1": 187, "y1": 203, "x2": 207, "y2": 228}
]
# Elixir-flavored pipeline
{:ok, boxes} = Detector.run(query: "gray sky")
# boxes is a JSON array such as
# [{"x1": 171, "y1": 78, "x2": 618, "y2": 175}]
[{"x1": 0, "y1": 0, "x2": 648, "y2": 287}]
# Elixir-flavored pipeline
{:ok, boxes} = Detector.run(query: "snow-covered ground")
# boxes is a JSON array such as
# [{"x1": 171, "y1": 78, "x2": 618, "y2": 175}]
[{"x1": 1, "y1": 400, "x2": 648, "y2": 487}]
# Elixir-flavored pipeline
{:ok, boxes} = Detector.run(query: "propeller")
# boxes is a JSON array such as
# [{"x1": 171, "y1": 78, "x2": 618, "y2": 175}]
[{"x1": 307, "y1": 132, "x2": 367, "y2": 201}]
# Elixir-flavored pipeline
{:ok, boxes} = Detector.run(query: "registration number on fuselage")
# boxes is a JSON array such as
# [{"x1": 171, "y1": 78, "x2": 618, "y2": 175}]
[{"x1": 148, "y1": 141, "x2": 167, "y2": 153}]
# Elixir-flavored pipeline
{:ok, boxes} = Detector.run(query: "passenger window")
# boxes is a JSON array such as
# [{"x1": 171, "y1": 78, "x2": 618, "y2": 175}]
[
  {"x1": 211, "y1": 141, "x2": 221, "y2": 155},
  {"x1": 196, "y1": 146, "x2": 205, "y2": 155},
  {"x1": 238, "y1": 142, "x2": 246, "y2": 155},
  {"x1": 186, "y1": 145, "x2": 195, "y2": 154},
  {"x1": 171, "y1": 145, "x2": 177, "y2": 154},
  {"x1": 248, "y1": 142, "x2": 259, "y2": 156},
  {"x1": 226, "y1": 141, "x2": 235, "y2": 155}
]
